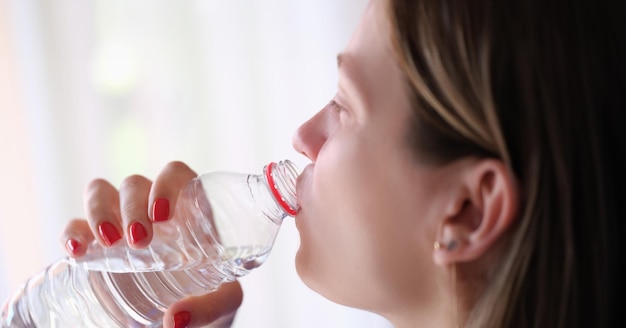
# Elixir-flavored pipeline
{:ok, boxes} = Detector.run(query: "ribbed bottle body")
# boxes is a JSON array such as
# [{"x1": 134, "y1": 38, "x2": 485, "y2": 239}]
[
  {"x1": 1, "y1": 160, "x2": 299, "y2": 327},
  {"x1": 2, "y1": 259, "x2": 234, "y2": 327}
]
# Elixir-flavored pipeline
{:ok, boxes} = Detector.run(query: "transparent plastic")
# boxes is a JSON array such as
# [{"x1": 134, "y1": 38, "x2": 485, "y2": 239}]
[{"x1": 1, "y1": 160, "x2": 299, "y2": 327}]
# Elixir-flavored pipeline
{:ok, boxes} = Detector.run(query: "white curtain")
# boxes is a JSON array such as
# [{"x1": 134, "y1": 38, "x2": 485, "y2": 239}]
[{"x1": 0, "y1": 0, "x2": 393, "y2": 327}]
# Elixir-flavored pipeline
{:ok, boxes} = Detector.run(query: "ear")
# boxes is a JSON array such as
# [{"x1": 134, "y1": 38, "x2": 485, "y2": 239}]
[{"x1": 433, "y1": 159, "x2": 519, "y2": 267}]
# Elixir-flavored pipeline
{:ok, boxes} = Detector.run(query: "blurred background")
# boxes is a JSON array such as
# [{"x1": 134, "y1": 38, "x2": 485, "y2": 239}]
[{"x1": 0, "y1": 0, "x2": 393, "y2": 327}]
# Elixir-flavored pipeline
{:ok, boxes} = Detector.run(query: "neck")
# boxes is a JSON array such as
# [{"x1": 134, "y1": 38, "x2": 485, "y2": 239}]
[{"x1": 384, "y1": 265, "x2": 475, "y2": 328}]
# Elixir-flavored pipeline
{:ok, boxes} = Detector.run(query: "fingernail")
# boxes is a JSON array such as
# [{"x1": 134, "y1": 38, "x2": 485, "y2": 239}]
[
  {"x1": 65, "y1": 238, "x2": 82, "y2": 255},
  {"x1": 98, "y1": 222, "x2": 121, "y2": 246},
  {"x1": 173, "y1": 311, "x2": 191, "y2": 328},
  {"x1": 153, "y1": 198, "x2": 170, "y2": 222},
  {"x1": 129, "y1": 221, "x2": 147, "y2": 245}
]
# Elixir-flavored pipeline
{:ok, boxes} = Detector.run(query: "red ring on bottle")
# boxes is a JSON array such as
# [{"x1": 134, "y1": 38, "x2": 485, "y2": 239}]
[{"x1": 266, "y1": 162, "x2": 297, "y2": 216}]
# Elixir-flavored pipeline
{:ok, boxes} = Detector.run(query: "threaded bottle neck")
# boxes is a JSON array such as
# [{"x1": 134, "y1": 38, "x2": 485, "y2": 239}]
[{"x1": 263, "y1": 160, "x2": 299, "y2": 217}]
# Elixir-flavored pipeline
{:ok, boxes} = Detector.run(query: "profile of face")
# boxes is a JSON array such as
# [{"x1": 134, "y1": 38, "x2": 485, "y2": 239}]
[
  {"x1": 292, "y1": 0, "x2": 614, "y2": 325},
  {"x1": 292, "y1": 0, "x2": 454, "y2": 318}
]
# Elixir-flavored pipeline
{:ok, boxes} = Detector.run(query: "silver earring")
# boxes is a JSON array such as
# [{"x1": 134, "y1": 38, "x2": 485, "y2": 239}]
[{"x1": 434, "y1": 240, "x2": 458, "y2": 251}]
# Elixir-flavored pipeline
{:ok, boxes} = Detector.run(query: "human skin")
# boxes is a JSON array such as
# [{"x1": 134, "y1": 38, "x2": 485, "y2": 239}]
[
  {"x1": 291, "y1": 0, "x2": 448, "y2": 324},
  {"x1": 63, "y1": 0, "x2": 519, "y2": 326},
  {"x1": 61, "y1": 162, "x2": 243, "y2": 328},
  {"x1": 292, "y1": 0, "x2": 518, "y2": 326}
]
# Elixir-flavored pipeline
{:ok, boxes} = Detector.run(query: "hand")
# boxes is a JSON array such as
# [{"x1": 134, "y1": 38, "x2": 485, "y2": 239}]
[
  {"x1": 164, "y1": 281, "x2": 243, "y2": 328},
  {"x1": 60, "y1": 161, "x2": 243, "y2": 328}
]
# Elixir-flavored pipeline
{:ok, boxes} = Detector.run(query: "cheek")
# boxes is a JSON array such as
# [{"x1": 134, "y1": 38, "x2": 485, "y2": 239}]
[
  {"x1": 294, "y1": 146, "x2": 371, "y2": 287},
  {"x1": 295, "y1": 158, "x2": 361, "y2": 273},
  {"x1": 293, "y1": 117, "x2": 447, "y2": 309},
  {"x1": 294, "y1": 135, "x2": 423, "y2": 306}
]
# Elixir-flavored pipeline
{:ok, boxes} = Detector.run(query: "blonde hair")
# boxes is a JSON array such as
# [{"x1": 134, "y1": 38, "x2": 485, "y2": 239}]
[{"x1": 387, "y1": 0, "x2": 626, "y2": 327}]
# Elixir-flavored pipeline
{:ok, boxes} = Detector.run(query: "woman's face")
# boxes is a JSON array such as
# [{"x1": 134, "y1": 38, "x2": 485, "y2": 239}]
[{"x1": 293, "y1": 0, "x2": 451, "y2": 315}]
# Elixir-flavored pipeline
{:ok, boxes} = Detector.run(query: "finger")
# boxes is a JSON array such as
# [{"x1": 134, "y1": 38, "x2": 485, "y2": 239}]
[
  {"x1": 163, "y1": 281, "x2": 243, "y2": 328},
  {"x1": 60, "y1": 219, "x2": 94, "y2": 257},
  {"x1": 84, "y1": 178, "x2": 123, "y2": 247},
  {"x1": 149, "y1": 161, "x2": 197, "y2": 223},
  {"x1": 118, "y1": 174, "x2": 154, "y2": 248}
]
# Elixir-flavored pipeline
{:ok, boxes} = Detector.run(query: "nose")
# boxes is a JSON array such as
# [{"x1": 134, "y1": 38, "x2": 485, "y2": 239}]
[{"x1": 292, "y1": 108, "x2": 331, "y2": 162}]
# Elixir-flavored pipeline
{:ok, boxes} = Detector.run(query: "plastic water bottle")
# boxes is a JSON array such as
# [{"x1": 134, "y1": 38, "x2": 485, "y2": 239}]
[{"x1": 1, "y1": 160, "x2": 299, "y2": 327}]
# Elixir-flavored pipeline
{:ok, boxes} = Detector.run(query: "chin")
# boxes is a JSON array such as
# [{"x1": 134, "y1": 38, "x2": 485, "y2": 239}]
[
  {"x1": 294, "y1": 247, "x2": 367, "y2": 310},
  {"x1": 293, "y1": 236, "x2": 312, "y2": 275},
  {"x1": 294, "y1": 246, "x2": 317, "y2": 292},
  {"x1": 294, "y1": 245, "x2": 325, "y2": 294}
]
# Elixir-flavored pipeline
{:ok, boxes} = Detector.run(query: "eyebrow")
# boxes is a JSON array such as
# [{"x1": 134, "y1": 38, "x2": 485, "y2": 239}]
[{"x1": 337, "y1": 53, "x2": 344, "y2": 68}]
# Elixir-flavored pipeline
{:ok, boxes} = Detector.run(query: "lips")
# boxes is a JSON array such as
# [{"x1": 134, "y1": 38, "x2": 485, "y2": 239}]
[
  {"x1": 296, "y1": 164, "x2": 313, "y2": 199},
  {"x1": 295, "y1": 164, "x2": 313, "y2": 213}
]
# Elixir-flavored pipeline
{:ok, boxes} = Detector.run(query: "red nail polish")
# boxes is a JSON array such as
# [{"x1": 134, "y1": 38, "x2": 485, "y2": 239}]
[
  {"x1": 98, "y1": 222, "x2": 121, "y2": 246},
  {"x1": 65, "y1": 239, "x2": 82, "y2": 255},
  {"x1": 153, "y1": 198, "x2": 170, "y2": 222},
  {"x1": 129, "y1": 222, "x2": 147, "y2": 245},
  {"x1": 173, "y1": 311, "x2": 191, "y2": 328}
]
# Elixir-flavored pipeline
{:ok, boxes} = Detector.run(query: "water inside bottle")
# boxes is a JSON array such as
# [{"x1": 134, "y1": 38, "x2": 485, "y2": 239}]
[
  {"x1": 57, "y1": 243, "x2": 271, "y2": 323},
  {"x1": 220, "y1": 245, "x2": 271, "y2": 275},
  {"x1": 95, "y1": 245, "x2": 271, "y2": 325}
]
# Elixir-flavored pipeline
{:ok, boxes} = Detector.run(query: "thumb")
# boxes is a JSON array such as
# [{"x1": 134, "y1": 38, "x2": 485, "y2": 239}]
[{"x1": 164, "y1": 281, "x2": 243, "y2": 328}]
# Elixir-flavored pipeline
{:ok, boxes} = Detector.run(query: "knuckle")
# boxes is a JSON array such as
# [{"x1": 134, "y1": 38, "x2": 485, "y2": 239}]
[
  {"x1": 121, "y1": 202, "x2": 145, "y2": 221},
  {"x1": 163, "y1": 161, "x2": 191, "y2": 173},
  {"x1": 119, "y1": 174, "x2": 148, "y2": 190},
  {"x1": 66, "y1": 218, "x2": 86, "y2": 227},
  {"x1": 61, "y1": 218, "x2": 83, "y2": 236},
  {"x1": 84, "y1": 178, "x2": 112, "y2": 195}
]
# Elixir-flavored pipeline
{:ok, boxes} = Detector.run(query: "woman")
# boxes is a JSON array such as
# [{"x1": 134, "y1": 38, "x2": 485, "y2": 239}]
[{"x1": 62, "y1": 0, "x2": 626, "y2": 327}]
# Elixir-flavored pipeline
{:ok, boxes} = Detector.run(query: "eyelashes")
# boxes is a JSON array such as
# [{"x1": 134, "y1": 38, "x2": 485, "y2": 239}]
[
  {"x1": 328, "y1": 100, "x2": 346, "y2": 114},
  {"x1": 328, "y1": 98, "x2": 353, "y2": 125}
]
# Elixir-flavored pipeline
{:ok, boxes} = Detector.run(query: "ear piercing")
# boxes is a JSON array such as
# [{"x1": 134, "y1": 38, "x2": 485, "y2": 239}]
[{"x1": 434, "y1": 240, "x2": 458, "y2": 251}]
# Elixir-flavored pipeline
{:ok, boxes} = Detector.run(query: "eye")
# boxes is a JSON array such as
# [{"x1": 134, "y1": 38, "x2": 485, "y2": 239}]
[{"x1": 328, "y1": 100, "x2": 346, "y2": 115}]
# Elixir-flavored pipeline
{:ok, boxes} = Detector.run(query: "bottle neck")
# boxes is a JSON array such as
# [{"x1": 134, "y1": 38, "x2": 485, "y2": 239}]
[
  {"x1": 247, "y1": 160, "x2": 299, "y2": 222},
  {"x1": 264, "y1": 160, "x2": 299, "y2": 216}
]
